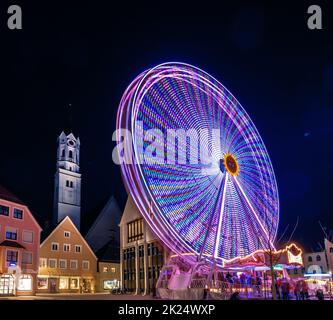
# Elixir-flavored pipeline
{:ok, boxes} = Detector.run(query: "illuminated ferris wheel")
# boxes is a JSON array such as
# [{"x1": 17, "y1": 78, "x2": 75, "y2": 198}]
[{"x1": 116, "y1": 62, "x2": 279, "y2": 267}]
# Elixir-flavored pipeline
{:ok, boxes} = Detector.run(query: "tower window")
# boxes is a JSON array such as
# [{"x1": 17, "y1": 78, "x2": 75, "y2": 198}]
[
  {"x1": 61, "y1": 149, "x2": 65, "y2": 157},
  {"x1": 316, "y1": 255, "x2": 321, "y2": 262},
  {"x1": 308, "y1": 256, "x2": 312, "y2": 262},
  {"x1": 69, "y1": 150, "x2": 73, "y2": 159}
]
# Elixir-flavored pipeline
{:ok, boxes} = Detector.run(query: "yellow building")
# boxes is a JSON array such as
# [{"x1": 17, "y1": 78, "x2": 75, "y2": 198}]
[{"x1": 37, "y1": 216, "x2": 97, "y2": 293}]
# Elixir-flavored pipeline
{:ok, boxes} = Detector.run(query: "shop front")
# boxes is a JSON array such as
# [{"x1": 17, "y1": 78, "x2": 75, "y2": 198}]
[{"x1": 37, "y1": 275, "x2": 94, "y2": 293}]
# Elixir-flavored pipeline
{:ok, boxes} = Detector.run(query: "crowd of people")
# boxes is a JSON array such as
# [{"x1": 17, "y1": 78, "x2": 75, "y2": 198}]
[{"x1": 215, "y1": 271, "x2": 331, "y2": 300}]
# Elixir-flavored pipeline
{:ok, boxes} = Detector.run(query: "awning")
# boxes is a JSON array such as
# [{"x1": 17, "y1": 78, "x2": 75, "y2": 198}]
[{"x1": 0, "y1": 240, "x2": 26, "y2": 249}]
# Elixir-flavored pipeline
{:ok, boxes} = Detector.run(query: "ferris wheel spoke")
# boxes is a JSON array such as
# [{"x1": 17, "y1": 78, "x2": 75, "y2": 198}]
[
  {"x1": 213, "y1": 172, "x2": 228, "y2": 258},
  {"x1": 232, "y1": 176, "x2": 276, "y2": 250}
]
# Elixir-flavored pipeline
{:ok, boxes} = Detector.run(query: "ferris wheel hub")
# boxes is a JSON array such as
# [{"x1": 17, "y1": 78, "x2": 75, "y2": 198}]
[{"x1": 224, "y1": 153, "x2": 239, "y2": 176}]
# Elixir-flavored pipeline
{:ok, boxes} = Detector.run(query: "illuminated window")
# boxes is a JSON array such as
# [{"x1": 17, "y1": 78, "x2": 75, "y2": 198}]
[
  {"x1": 103, "y1": 267, "x2": 108, "y2": 273},
  {"x1": 59, "y1": 278, "x2": 69, "y2": 289},
  {"x1": 70, "y1": 260, "x2": 78, "y2": 270},
  {"x1": 6, "y1": 250, "x2": 18, "y2": 263},
  {"x1": 37, "y1": 277, "x2": 48, "y2": 289},
  {"x1": 70, "y1": 278, "x2": 79, "y2": 289},
  {"x1": 22, "y1": 230, "x2": 33, "y2": 243},
  {"x1": 51, "y1": 243, "x2": 59, "y2": 251},
  {"x1": 64, "y1": 231, "x2": 71, "y2": 238},
  {"x1": 6, "y1": 229, "x2": 17, "y2": 240},
  {"x1": 316, "y1": 255, "x2": 321, "y2": 262},
  {"x1": 59, "y1": 259, "x2": 67, "y2": 269},
  {"x1": 127, "y1": 219, "x2": 144, "y2": 243},
  {"x1": 48, "y1": 259, "x2": 57, "y2": 268},
  {"x1": 13, "y1": 208, "x2": 23, "y2": 219},
  {"x1": 0, "y1": 205, "x2": 9, "y2": 216},
  {"x1": 39, "y1": 258, "x2": 47, "y2": 268},
  {"x1": 17, "y1": 275, "x2": 32, "y2": 291},
  {"x1": 63, "y1": 244, "x2": 71, "y2": 252},
  {"x1": 22, "y1": 252, "x2": 32, "y2": 264},
  {"x1": 75, "y1": 245, "x2": 82, "y2": 253},
  {"x1": 111, "y1": 267, "x2": 116, "y2": 273},
  {"x1": 82, "y1": 260, "x2": 89, "y2": 270}
]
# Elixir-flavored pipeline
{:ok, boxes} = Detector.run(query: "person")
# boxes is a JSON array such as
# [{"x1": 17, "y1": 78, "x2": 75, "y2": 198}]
[
  {"x1": 281, "y1": 280, "x2": 290, "y2": 300},
  {"x1": 240, "y1": 273, "x2": 246, "y2": 288},
  {"x1": 256, "y1": 275, "x2": 262, "y2": 297},
  {"x1": 316, "y1": 288, "x2": 324, "y2": 300},
  {"x1": 226, "y1": 272, "x2": 233, "y2": 284},
  {"x1": 294, "y1": 281, "x2": 301, "y2": 300},
  {"x1": 301, "y1": 281, "x2": 309, "y2": 300}
]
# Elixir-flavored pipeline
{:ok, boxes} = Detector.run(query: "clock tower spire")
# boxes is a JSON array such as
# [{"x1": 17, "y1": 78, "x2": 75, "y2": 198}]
[{"x1": 53, "y1": 107, "x2": 82, "y2": 229}]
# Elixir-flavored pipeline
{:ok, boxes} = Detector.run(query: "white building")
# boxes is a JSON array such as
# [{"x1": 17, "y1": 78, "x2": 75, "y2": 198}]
[
  {"x1": 53, "y1": 131, "x2": 81, "y2": 230},
  {"x1": 119, "y1": 195, "x2": 169, "y2": 295}
]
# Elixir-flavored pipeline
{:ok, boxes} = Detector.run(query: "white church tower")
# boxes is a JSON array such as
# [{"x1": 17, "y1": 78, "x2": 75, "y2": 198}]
[{"x1": 53, "y1": 131, "x2": 81, "y2": 230}]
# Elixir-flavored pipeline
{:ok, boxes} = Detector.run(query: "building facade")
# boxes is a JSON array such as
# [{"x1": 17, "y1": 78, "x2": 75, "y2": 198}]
[
  {"x1": 53, "y1": 131, "x2": 81, "y2": 230},
  {"x1": 0, "y1": 185, "x2": 42, "y2": 295},
  {"x1": 303, "y1": 251, "x2": 328, "y2": 274},
  {"x1": 120, "y1": 195, "x2": 168, "y2": 295},
  {"x1": 97, "y1": 261, "x2": 120, "y2": 292},
  {"x1": 37, "y1": 216, "x2": 97, "y2": 293}
]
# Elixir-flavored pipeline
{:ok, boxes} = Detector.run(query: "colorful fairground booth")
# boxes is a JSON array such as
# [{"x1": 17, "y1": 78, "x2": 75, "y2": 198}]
[{"x1": 156, "y1": 243, "x2": 304, "y2": 300}]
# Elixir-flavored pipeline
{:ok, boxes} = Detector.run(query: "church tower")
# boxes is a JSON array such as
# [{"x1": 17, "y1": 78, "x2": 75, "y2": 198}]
[{"x1": 53, "y1": 130, "x2": 81, "y2": 230}]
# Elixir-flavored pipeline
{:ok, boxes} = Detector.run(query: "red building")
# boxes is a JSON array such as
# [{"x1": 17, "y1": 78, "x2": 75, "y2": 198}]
[{"x1": 0, "y1": 185, "x2": 42, "y2": 295}]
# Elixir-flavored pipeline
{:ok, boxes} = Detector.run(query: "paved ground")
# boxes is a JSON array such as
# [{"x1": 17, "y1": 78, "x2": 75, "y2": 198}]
[{"x1": 0, "y1": 293, "x2": 154, "y2": 300}]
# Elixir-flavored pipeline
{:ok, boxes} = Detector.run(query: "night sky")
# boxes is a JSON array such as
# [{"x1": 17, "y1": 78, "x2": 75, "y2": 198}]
[{"x1": 1, "y1": 1, "x2": 332, "y2": 250}]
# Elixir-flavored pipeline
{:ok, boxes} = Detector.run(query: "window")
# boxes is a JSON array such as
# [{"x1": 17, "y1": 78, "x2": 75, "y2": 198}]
[
  {"x1": 111, "y1": 267, "x2": 116, "y2": 273},
  {"x1": 127, "y1": 219, "x2": 144, "y2": 243},
  {"x1": 6, "y1": 250, "x2": 18, "y2": 263},
  {"x1": 13, "y1": 208, "x2": 23, "y2": 219},
  {"x1": 75, "y1": 245, "x2": 81, "y2": 253},
  {"x1": 17, "y1": 275, "x2": 32, "y2": 291},
  {"x1": 64, "y1": 231, "x2": 70, "y2": 238},
  {"x1": 70, "y1": 278, "x2": 79, "y2": 289},
  {"x1": 61, "y1": 149, "x2": 65, "y2": 157},
  {"x1": 330, "y1": 247, "x2": 333, "y2": 253},
  {"x1": 22, "y1": 230, "x2": 33, "y2": 243},
  {"x1": 63, "y1": 244, "x2": 71, "y2": 252},
  {"x1": 66, "y1": 180, "x2": 73, "y2": 188},
  {"x1": 308, "y1": 256, "x2": 312, "y2": 262},
  {"x1": 316, "y1": 255, "x2": 321, "y2": 262},
  {"x1": 82, "y1": 260, "x2": 89, "y2": 270},
  {"x1": 39, "y1": 258, "x2": 47, "y2": 268},
  {"x1": 6, "y1": 230, "x2": 17, "y2": 240},
  {"x1": 59, "y1": 259, "x2": 67, "y2": 269},
  {"x1": 70, "y1": 260, "x2": 78, "y2": 270},
  {"x1": 69, "y1": 150, "x2": 73, "y2": 159},
  {"x1": 0, "y1": 205, "x2": 9, "y2": 216},
  {"x1": 22, "y1": 252, "x2": 33, "y2": 264},
  {"x1": 51, "y1": 243, "x2": 59, "y2": 251},
  {"x1": 293, "y1": 268, "x2": 298, "y2": 275},
  {"x1": 48, "y1": 259, "x2": 57, "y2": 268},
  {"x1": 103, "y1": 267, "x2": 108, "y2": 273},
  {"x1": 37, "y1": 277, "x2": 48, "y2": 289},
  {"x1": 59, "y1": 278, "x2": 69, "y2": 289}
]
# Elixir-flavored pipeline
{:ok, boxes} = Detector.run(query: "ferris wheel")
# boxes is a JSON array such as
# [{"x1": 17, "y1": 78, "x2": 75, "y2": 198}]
[{"x1": 116, "y1": 62, "x2": 279, "y2": 267}]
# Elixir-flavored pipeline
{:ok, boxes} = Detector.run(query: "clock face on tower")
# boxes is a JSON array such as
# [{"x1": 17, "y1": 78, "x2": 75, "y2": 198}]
[{"x1": 67, "y1": 139, "x2": 75, "y2": 147}]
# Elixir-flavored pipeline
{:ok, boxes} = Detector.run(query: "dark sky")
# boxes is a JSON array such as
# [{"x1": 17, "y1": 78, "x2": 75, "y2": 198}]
[{"x1": 1, "y1": 1, "x2": 332, "y2": 250}]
